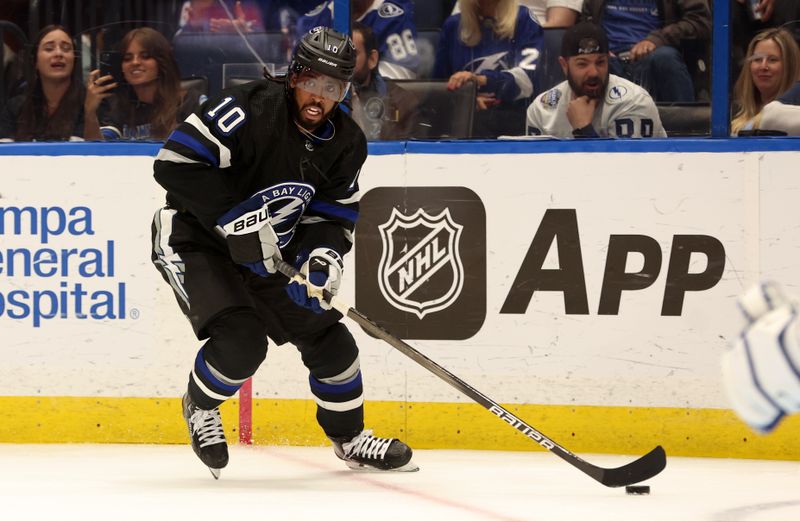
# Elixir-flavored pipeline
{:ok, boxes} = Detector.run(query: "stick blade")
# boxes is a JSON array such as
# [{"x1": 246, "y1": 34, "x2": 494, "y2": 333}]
[{"x1": 598, "y1": 446, "x2": 666, "y2": 487}]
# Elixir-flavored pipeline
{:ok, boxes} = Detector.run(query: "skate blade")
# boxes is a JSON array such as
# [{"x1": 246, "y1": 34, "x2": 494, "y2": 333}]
[
  {"x1": 208, "y1": 467, "x2": 221, "y2": 480},
  {"x1": 344, "y1": 459, "x2": 420, "y2": 472}
]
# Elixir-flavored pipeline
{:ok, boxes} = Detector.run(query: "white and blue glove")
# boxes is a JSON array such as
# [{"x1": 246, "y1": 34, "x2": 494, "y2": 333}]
[
  {"x1": 286, "y1": 248, "x2": 343, "y2": 314},
  {"x1": 216, "y1": 199, "x2": 281, "y2": 277},
  {"x1": 722, "y1": 281, "x2": 800, "y2": 432}
]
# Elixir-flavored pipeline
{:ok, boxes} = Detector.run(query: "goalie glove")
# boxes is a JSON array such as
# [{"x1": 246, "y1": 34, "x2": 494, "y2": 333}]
[
  {"x1": 285, "y1": 248, "x2": 343, "y2": 314},
  {"x1": 216, "y1": 198, "x2": 282, "y2": 277},
  {"x1": 721, "y1": 282, "x2": 800, "y2": 433}
]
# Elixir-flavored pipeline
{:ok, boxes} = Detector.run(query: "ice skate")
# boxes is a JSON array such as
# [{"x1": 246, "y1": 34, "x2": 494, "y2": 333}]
[
  {"x1": 330, "y1": 429, "x2": 418, "y2": 472},
  {"x1": 182, "y1": 393, "x2": 228, "y2": 479}
]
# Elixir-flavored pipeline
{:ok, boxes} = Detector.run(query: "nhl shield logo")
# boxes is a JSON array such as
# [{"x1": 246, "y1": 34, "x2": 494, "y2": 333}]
[{"x1": 378, "y1": 207, "x2": 464, "y2": 319}]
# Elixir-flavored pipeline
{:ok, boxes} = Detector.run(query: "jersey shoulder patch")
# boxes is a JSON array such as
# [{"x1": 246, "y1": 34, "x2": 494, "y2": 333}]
[
  {"x1": 540, "y1": 88, "x2": 562, "y2": 108},
  {"x1": 605, "y1": 84, "x2": 629, "y2": 104},
  {"x1": 378, "y1": 2, "x2": 405, "y2": 18}
]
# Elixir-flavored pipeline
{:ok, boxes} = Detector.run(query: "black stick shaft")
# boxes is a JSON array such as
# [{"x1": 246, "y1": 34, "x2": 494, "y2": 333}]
[{"x1": 276, "y1": 258, "x2": 666, "y2": 487}]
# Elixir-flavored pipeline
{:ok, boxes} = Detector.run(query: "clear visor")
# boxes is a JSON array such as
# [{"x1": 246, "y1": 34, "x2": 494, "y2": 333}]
[{"x1": 294, "y1": 71, "x2": 350, "y2": 102}]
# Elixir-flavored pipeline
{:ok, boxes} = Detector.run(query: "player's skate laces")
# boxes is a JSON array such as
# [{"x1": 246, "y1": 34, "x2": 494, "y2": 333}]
[
  {"x1": 331, "y1": 429, "x2": 418, "y2": 472},
  {"x1": 182, "y1": 393, "x2": 228, "y2": 478}
]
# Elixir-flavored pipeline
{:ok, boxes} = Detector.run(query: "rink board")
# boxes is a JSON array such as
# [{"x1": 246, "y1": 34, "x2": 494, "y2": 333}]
[{"x1": 0, "y1": 139, "x2": 798, "y2": 459}]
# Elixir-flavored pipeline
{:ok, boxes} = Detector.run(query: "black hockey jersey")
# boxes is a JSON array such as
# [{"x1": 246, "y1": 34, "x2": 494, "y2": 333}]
[{"x1": 153, "y1": 79, "x2": 367, "y2": 262}]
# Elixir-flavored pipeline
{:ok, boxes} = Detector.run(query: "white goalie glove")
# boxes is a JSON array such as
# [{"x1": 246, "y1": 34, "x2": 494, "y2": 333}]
[{"x1": 721, "y1": 281, "x2": 800, "y2": 432}]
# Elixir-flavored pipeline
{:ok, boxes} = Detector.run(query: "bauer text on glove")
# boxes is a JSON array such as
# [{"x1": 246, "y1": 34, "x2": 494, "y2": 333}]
[{"x1": 216, "y1": 202, "x2": 282, "y2": 277}]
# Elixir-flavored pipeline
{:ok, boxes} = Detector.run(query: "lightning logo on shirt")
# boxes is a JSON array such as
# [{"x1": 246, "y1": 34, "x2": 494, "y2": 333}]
[{"x1": 464, "y1": 51, "x2": 510, "y2": 74}]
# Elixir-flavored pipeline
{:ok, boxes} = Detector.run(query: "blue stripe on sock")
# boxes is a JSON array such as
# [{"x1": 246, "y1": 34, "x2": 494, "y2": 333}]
[
  {"x1": 309, "y1": 371, "x2": 363, "y2": 394},
  {"x1": 195, "y1": 348, "x2": 240, "y2": 394}
]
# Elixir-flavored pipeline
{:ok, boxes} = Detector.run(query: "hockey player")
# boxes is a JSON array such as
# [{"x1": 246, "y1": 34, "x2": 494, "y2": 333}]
[
  {"x1": 758, "y1": 81, "x2": 800, "y2": 136},
  {"x1": 526, "y1": 22, "x2": 666, "y2": 138},
  {"x1": 150, "y1": 26, "x2": 416, "y2": 479},
  {"x1": 297, "y1": 0, "x2": 420, "y2": 80},
  {"x1": 722, "y1": 282, "x2": 800, "y2": 433}
]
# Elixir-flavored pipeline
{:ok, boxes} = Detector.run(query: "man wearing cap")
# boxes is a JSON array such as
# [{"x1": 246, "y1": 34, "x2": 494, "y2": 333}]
[{"x1": 526, "y1": 22, "x2": 666, "y2": 138}]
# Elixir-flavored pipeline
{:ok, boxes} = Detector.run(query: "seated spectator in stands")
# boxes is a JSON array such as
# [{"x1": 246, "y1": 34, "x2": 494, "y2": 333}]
[
  {"x1": 257, "y1": 0, "x2": 320, "y2": 31},
  {"x1": 0, "y1": 25, "x2": 84, "y2": 141},
  {"x1": 84, "y1": 27, "x2": 202, "y2": 140},
  {"x1": 350, "y1": 22, "x2": 419, "y2": 140},
  {"x1": 523, "y1": 0, "x2": 581, "y2": 27},
  {"x1": 582, "y1": 0, "x2": 711, "y2": 103},
  {"x1": 758, "y1": 80, "x2": 800, "y2": 135},
  {"x1": 434, "y1": 0, "x2": 543, "y2": 137},
  {"x1": 526, "y1": 22, "x2": 666, "y2": 138},
  {"x1": 453, "y1": 0, "x2": 581, "y2": 28},
  {"x1": 176, "y1": 0, "x2": 265, "y2": 34},
  {"x1": 731, "y1": 28, "x2": 800, "y2": 135},
  {"x1": 297, "y1": 0, "x2": 420, "y2": 79},
  {"x1": 732, "y1": 0, "x2": 800, "y2": 82}
]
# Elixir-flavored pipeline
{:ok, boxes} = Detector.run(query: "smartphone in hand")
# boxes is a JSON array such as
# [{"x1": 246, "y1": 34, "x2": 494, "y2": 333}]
[{"x1": 99, "y1": 50, "x2": 123, "y2": 92}]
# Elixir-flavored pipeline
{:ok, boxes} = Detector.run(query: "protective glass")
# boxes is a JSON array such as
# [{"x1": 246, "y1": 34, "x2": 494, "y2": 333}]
[{"x1": 294, "y1": 71, "x2": 350, "y2": 102}]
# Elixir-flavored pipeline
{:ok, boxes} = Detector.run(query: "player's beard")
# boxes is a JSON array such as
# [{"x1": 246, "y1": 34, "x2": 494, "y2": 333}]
[{"x1": 567, "y1": 73, "x2": 608, "y2": 100}]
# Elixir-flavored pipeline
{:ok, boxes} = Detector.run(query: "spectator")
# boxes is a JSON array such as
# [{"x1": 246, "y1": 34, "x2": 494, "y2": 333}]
[
  {"x1": 84, "y1": 27, "x2": 203, "y2": 140},
  {"x1": 175, "y1": 0, "x2": 265, "y2": 35},
  {"x1": 297, "y1": 0, "x2": 420, "y2": 79},
  {"x1": 350, "y1": 22, "x2": 420, "y2": 140},
  {"x1": 731, "y1": 28, "x2": 800, "y2": 135},
  {"x1": 732, "y1": 0, "x2": 800, "y2": 82},
  {"x1": 453, "y1": 0, "x2": 581, "y2": 28},
  {"x1": 256, "y1": 0, "x2": 320, "y2": 31},
  {"x1": 526, "y1": 22, "x2": 666, "y2": 138},
  {"x1": 524, "y1": 0, "x2": 582, "y2": 28},
  {"x1": 433, "y1": 0, "x2": 543, "y2": 138},
  {"x1": 758, "y1": 80, "x2": 800, "y2": 135},
  {"x1": 582, "y1": 0, "x2": 712, "y2": 103},
  {"x1": 0, "y1": 25, "x2": 85, "y2": 141}
]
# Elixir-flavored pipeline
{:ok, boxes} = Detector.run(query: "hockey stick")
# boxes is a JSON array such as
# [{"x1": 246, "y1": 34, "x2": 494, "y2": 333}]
[{"x1": 275, "y1": 258, "x2": 666, "y2": 487}]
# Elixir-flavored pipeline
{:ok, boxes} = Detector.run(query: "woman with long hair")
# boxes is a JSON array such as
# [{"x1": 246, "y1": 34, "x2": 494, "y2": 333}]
[
  {"x1": 433, "y1": 0, "x2": 543, "y2": 137},
  {"x1": 0, "y1": 24, "x2": 84, "y2": 141},
  {"x1": 85, "y1": 27, "x2": 200, "y2": 140},
  {"x1": 731, "y1": 27, "x2": 800, "y2": 135}
]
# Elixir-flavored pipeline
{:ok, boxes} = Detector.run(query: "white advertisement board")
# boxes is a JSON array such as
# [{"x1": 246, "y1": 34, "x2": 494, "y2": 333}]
[{"x1": 0, "y1": 150, "x2": 797, "y2": 410}]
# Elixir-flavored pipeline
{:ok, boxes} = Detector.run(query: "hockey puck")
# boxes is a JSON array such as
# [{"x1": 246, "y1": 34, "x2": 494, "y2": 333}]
[{"x1": 625, "y1": 485, "x2": 650, "y2": 495}]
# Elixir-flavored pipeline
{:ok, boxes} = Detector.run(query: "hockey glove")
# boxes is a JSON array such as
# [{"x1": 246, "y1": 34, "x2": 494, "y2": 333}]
[
  {"x1": 721, "y1": 282, "x2": 800, "y2": 433},
  {"x1": 216, "y1": 199, "x2": 282, "y2": 277},
  {"x1": 285, "y1": 248, "x2": 343, "y2": 314}
]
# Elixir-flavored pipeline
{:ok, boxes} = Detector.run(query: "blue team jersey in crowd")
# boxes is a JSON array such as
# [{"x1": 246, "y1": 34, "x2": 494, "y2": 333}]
[
  {"x1": 297, "y1": 0, "x2": 420, "y2": 79},
  {"x1": 433, "y1": 6, "x2": 543, "y2": 104},
  {"x1": 778, "y1": 81, "x2": 800, "y2": 105},
  {"x1": 601, "y1": 0, "x2": 661, "y2": 53}
]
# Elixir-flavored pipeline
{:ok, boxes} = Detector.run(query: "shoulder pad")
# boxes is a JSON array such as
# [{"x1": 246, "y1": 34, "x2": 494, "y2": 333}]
[
  {"x1": 540, "y1": 88, "x2": 561, "y2": 108},
  {"x1": 378, "y1": 2, "x2": 405, "y2": 18}
]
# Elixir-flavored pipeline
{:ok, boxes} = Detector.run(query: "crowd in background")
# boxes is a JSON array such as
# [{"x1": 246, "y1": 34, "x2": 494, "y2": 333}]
[{"x1": 0, "y1": 0, "x2": 798, "y2": 142}]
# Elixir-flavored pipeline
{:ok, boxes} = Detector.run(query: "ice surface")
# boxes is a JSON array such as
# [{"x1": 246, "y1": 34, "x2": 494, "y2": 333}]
[{"x1": 1, "y1": 444, "x2": 798, "y2": 521}]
